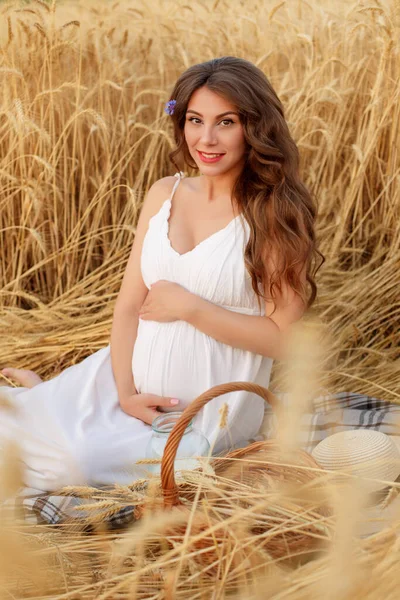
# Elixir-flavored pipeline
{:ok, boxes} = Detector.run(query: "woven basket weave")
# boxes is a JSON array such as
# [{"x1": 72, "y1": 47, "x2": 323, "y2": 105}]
[{"x1": 135, "y1": 381, "x2": 331, "y2": 562}]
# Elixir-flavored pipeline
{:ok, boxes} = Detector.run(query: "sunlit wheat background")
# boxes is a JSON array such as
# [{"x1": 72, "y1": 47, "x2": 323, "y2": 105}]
[{"x1": 0, "y1": 0, "x2": 399, "y2": 598}]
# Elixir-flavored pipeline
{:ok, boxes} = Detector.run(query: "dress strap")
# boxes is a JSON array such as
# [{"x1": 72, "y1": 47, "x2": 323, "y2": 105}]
[{"x1": 170, "y1": 171, "x2": 185, "y2": 201}]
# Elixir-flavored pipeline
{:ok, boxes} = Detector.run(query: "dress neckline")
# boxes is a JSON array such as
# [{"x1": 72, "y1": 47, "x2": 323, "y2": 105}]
[{"x1": 163, "y1": 198, "x2": 241, "y2": 259}]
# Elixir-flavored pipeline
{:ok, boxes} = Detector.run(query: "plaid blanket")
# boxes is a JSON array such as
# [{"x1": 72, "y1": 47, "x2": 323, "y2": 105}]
[
  {"x1": 3, "y1": 391, "x2": 400, "y2": 528},
  {"x1": 262, "y1": 390, "x2": 400, "y2": 452}
]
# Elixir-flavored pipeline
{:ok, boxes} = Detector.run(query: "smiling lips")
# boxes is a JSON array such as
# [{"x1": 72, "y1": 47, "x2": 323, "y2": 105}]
[{"x1": 197, "y1": 150, "x2": 225, "y2": 163}]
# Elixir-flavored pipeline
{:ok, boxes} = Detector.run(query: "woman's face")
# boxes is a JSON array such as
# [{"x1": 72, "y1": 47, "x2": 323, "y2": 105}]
[{"x1": 183, "y1": 86, "x2": 247, "y2": 175}]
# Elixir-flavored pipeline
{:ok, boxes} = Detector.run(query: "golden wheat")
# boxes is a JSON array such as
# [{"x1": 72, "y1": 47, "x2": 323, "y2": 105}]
[{"x1": 0, "y1": 0, "x2": 399, "y2": 598}]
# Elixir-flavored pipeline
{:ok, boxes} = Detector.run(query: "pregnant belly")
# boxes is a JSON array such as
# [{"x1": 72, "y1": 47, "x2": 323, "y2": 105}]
[{"x1": 131, "y1": 318, "x2": 248, "y2": 408}]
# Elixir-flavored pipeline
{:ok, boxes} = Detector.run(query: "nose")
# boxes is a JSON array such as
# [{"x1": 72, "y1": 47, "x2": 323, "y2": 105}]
[{"x1": 199, "y1": 123, "x2": 218, "y2": 146}]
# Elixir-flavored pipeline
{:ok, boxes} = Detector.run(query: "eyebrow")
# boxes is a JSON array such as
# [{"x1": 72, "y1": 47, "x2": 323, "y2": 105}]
[{"x1": 186, "y1": 110, "x2": 239, "y2": 118}]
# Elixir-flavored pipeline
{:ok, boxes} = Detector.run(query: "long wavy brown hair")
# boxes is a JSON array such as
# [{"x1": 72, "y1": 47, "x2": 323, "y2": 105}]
[{"x1": 166, "y1": 56, "x2": 324, "y2": 314}]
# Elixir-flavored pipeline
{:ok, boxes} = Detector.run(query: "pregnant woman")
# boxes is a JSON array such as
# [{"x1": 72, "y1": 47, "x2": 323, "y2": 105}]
[{"x1": 0, "y1": 56, "x2": 323, "y2": 492}]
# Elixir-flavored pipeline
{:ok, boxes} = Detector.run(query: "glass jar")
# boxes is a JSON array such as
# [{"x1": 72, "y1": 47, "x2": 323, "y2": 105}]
[{"x1": 145, "y1": 412, "x2": 210, "y2": 475}]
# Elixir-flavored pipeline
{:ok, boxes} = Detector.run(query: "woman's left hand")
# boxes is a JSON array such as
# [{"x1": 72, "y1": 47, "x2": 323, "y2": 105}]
[{"x1": 139, "y1": 280, "x2": 195, "y2": 323}]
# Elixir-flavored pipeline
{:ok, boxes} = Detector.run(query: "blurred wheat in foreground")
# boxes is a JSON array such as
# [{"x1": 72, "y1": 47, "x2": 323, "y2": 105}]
[{"x1": 0, "y1": 0, "x2": 400, "y2": 597}]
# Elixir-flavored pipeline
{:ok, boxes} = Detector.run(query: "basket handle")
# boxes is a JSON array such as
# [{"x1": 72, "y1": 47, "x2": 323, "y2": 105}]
[{"x1": 160, "y1": 381, "x2": 280, "y2": 507}]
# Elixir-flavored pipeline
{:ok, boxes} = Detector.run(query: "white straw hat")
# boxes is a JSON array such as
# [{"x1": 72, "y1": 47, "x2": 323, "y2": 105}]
[{"x1": 311, "y1": 429, "x2": 400, "y2": 492}]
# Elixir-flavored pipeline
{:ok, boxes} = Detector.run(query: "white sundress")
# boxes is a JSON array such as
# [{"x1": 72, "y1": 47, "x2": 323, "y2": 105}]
[{"x1": 0, "y1": 171, "x2": 274, "y2": 492}]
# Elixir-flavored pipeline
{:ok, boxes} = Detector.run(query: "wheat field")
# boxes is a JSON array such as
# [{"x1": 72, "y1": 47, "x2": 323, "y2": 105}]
[
  {"x1": 0, "y1": 0, "x2": 398, "y2": 397},
  {"x1": 0, "y1": 0, "x2": 400, "y2": 597}
]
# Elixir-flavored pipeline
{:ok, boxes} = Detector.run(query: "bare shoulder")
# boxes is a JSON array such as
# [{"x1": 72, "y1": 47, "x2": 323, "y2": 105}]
[
  {"x1": 113, "y1": 174, "x2": 180, "y2": 315},
  {"x1": 138, "y1": 175, "x2": 178, "y2": 218},
  {"x1": 146, "y1": 173, "x2": 198, "y2": 211},
  {"x1": 155, "y1": 174, "x2": 199, "y2": 191},
  {"x1": 150, "y1": 174, "x2": 179, "y2": 196}
]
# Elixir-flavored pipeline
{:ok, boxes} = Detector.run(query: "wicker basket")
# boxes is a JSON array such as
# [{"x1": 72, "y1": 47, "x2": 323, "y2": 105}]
[{"x1": 136, "y1": 381, "x2": 332, "y2": 563}]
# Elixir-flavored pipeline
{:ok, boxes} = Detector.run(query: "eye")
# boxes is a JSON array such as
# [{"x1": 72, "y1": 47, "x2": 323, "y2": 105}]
[{"x1": 186, "y1": 117, "x2": 235, "y2": 126}]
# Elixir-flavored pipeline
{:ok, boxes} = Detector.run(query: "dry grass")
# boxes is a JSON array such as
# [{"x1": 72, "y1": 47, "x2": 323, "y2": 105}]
[
  {"x1": 0, "y1": 0, "x2": 400, "y2": 597},
  {"x1": 2, "y1": 444, "x2": 400, "y2": 599},
  {"x1": 0, "y1": 0, "x2": 398, "y2": 398}
]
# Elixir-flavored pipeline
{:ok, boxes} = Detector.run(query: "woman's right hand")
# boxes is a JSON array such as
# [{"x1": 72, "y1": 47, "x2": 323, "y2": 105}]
[{"x1": 119, "y1": 393, "x2": 180, "y2": 425}]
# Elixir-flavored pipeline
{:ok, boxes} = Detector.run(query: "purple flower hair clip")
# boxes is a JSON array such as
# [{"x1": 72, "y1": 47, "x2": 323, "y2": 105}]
[{"x1": 164, "y1": 99, "x2": 176, "y2": 115}]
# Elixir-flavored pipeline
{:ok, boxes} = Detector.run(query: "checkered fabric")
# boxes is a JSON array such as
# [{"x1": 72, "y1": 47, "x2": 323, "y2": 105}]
[
  {"x1": 4, "y1": 487, "x2": 137, "y2": 529},
  {"x1": 3, "y1": 391, "x2": 400, "y2": 528},
  {"x1": 261, "y1": 390, "x2": 400, "y2": 453}
]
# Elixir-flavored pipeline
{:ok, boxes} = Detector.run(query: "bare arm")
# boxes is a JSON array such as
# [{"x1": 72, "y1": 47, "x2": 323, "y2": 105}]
[
  {"x1": 182, "y1": 248, "x2": 307, "y2": 360},
  {"x1": 110, "y1": 175, "x2": 177, "y2": 406},
  {"x1": 184, "y1": 298, "x2": 286, "y2": 360},
  {"x1": 110, "y1": 310, "x2": 140, "y2": 403}
]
